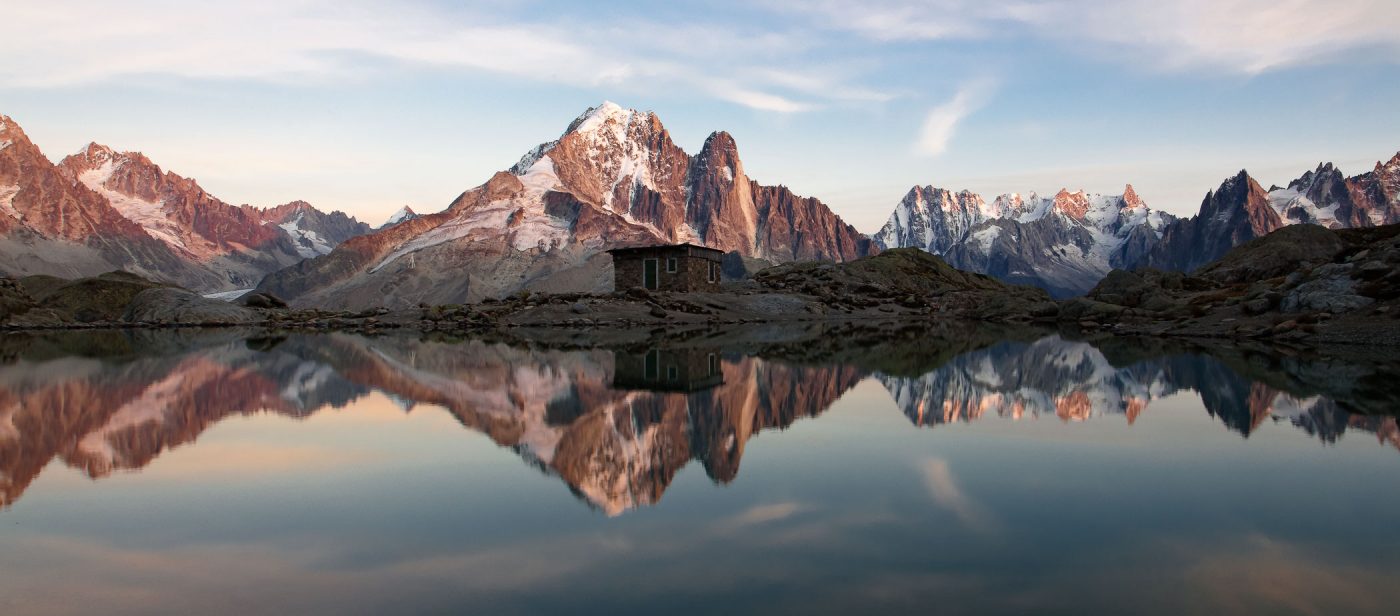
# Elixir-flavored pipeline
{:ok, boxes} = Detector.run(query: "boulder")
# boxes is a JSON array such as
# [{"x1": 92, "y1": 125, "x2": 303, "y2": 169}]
[
  {"x1": 123, "y1": 288, "x2": 261, "y2": 324},
  {"x1": 1281, "y1": 267, "x2": 1375, "y2": 313},
  {"x1": 23, "y1": 271, "x2": 168, "y2": 322},
  {"x1": 1057, "y1": 297, "x2": 1126, "y2": 322},
  {"x1": 1198, "y1": 224, "x2": 1345, "y2": 284},
  {"x1": 240, "y1": 292, "x2": 289, "y2": 309},
  {"x1": 0, "y1": 278, "x2": 35, "y2": 321},
  {"x1": 1086, "y1": 269, "x2": 1189, "y2": 313}
]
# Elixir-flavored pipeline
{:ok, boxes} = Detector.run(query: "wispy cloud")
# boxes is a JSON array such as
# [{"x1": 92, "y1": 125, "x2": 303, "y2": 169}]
[
  {"x1": 713, "y1": 502, "x2": 807, "y2": 533},
  {"x1": 768, "y1": 0, "x2": 1046, "y2": 41},
  {"x1": 768, "y1": 0, "x2": 1400, "y2": 74},
  {"x1": 915, "y1": 80, "x2": 995, "y2": 156},
  {"x1": 0, "y1": 0, "x2": 889, "y2": 113},
  {"x1": 918, "y1": 457, "x2": 997, "y2": 533}
]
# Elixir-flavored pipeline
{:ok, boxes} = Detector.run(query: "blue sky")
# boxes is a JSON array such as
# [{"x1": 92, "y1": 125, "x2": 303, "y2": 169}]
[{"x1": 3, "y1": 0, "x2": 1399, "y2": 231}]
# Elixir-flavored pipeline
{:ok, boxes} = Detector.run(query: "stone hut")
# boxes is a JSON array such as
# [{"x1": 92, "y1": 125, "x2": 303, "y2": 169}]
[
  {"x1": 613, "y1": 348, "x2": 724, "y2": 393},
  {"x1": 607, "y1": 243, "x2": 723, "y2": 292}
]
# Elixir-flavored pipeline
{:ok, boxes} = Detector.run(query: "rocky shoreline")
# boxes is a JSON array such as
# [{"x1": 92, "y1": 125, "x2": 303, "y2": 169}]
[{"x1": 3, "y1": 224, "x2": 1398, "y2": 349}]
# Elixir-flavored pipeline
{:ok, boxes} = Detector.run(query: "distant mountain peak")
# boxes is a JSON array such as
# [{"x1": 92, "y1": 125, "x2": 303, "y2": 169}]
[
  {"x1": 0, "y1": 115, "x2": 21, "y2": 139},
  {"x1": 564, "y1": 100, "x2": 648, "y2": 135},
  {"x1": 1051, "y1": 188, "x2": 1090, "y2": 219},
  {"x1": 877, "y1": 182, "x2": 1173, "y2": 296},
  {"x1": 1379, "y1": 151, "x2": 1400, "y2": 172},
  {"x1": 380, "y1": 205, "x2": 418, "y2": 228},
  {"x1": 1122, "y1": 184, "x2": 1144, "y2": 208},
  {"x1": 258, "y1": 103, "x2": 871, "y2": 307}
]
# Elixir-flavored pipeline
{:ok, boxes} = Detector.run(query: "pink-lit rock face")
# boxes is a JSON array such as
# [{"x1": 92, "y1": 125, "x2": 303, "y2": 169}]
[
  {"x1": 257, "y1": 102, "x2": 875, "y2": 309},
  {"x1": 0, "y1": 115, "x2": 370, "y2": 291},
  {"x1": 0, "y1": 117, "x2": 154, "y2": 243}
]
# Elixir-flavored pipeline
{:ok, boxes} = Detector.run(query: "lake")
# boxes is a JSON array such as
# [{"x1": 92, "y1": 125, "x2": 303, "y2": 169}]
[{"x1": 1, "y1": 328, "x2": 1397, "y2": 614}]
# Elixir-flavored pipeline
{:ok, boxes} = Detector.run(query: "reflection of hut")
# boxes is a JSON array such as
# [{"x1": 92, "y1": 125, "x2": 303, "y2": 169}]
[
  {"x1": 607, "y1": 244, "x2": 724, "y2": 292},
  {"x1": 613, "y1": 348, "x2": 724, "y2": 393}
]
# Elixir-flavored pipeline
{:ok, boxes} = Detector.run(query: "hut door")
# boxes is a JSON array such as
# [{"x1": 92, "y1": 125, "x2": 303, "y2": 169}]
[{"x1": 643, "y1": 258, "x2": 659, "y2": 290}]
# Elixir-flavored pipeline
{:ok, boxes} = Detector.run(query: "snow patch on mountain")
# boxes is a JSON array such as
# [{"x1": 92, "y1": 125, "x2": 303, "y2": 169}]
[
  {"x1": 381, "y1": 206, "x2": 417, "y2": 228},
  {"x1": 75, "y1": 162, "x2": 204, "y2": 257},
  {"x1": 0, "y1": 184, "x2": 20, "y2": 220},
  {"x1": 873, "y1": 187, "x2": 997, "y2": 255},
  {"x1": 575, "y1": 101, "x2": 661, "y2": 209},
  {"x1": 1011, "y1": 193, "x2": 1052, "y2": 222},
  {"x1": 373, "y1": 156, "x2": 575, "y2": 272},
  {"x1": 277, "y1": 211, "x2": 334, "y2": 258},
  {"x1": 970, "y1": 225, "x2": 1001, "y2": 251},
  {"x1": 878, "y1": 183, "x2": 1175, "y2": 296},
  {"x1": 1267, "y1": 187, "x2": 1342, "y2": 227},
  {"x1": 203, "y1": 288, "x2": 254, "y2": 301}
]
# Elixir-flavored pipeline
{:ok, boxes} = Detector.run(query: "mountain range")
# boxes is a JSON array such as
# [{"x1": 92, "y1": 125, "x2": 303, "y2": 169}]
[
  {"x1": 256, "y1": 102, "x2": 874, "y2": 308},
  {"x1": 876, "y1": 156, "x2": 1400, "y2": 296},
  {"x1": 4, "y1": 104, "x2": 1399, "y2": 303},
  {"x1": 0, "y1": 114, "x2": 371, "y2": 291}
]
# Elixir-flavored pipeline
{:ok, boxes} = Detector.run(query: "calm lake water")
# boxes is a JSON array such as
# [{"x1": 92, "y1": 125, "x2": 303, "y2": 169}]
[{"x1": 1, "y1": 329, "x2": 1397, "y2": 615}]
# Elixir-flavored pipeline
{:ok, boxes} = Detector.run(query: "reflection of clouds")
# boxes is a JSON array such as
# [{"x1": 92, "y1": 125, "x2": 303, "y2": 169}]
[
  {"x1": 713, "y1": 502, "x2": 805, "y2": 533},
  {"x1": 918, "y1": 457, "x2": 996, "y2": 534},
  {"x1": 0, "y1": 533, "x2": 630, "y2": 615},
  {"x1": 5, "y1": 507, "x2": 1399, "y2": 614},
  {"x1": 1179, "y1": 534, "x2": 1395, "y2": 615},
  {"x1": 993, "y1": 534, "x2": 1400, "y2": 615}
]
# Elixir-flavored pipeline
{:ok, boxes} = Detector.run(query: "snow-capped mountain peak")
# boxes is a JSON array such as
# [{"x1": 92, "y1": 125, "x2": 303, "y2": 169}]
[
  {"x1": 877, "y1": 182, "x2": 1176, "y2": 297},
  {"x1": 565, "y1": 100, "x2": 640, "y2": 135},
  {"x1": 873, "y1": 185, "x2": 994, "y2": 255},
  {"x1": 381, "y1": 206, "x2": 418, "y2": 228},
  {"x1": 259, "y1": 102, "x2": 872, "y2": 308}
]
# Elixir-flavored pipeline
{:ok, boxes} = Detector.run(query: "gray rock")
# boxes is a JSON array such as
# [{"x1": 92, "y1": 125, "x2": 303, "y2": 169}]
[
  {"x1": 1057, "y1": 297, "x2": 1126, "y2": 322},
  {"x1": 570, "y1": 302, "x2": 590, "y2": 314},
  {"x1": 1355, "y1": 260, "x2": 1391, "y2": 280},
  {"x1": 123, "y1": 288, "x2": 261, "y2": 324},
  {"x1": 1281, "y1": 274, "x2": 1374, "y2": 313},
  {"x1": 240, "y1": 292, "x2": 288, "y2": 309},
  {"x1": 1243, "y1": 297, "x2": 1272, "y2": 315}
]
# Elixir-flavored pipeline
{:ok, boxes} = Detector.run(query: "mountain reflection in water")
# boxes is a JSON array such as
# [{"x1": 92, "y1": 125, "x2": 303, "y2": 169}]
[{"x1": 0, "y1": 330, "x2": 1396, "y2": 514}]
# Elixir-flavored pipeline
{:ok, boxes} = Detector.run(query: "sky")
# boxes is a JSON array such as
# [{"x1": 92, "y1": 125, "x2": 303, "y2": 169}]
[{"x1": 3, "y1": 0, "x2": 1399, "y2": 232}]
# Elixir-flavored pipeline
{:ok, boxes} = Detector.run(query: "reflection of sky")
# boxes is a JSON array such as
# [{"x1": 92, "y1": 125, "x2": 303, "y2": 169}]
[{"x1": 2, "y1": 378, "x2": 1399, "y2": 615}]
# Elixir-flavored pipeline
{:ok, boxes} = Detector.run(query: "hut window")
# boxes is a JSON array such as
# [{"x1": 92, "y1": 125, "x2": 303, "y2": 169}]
[
  {"x1": 667, "y1": 365, "x2": 678, "y2": 381},
  {"x1": 708, "y1": 353, "x2": 718, "y2": 376},
  {"x1": 645, "y1": 350, "x2": 659, "y2": 381},
  {"x1": 666, "y1": 257, "x2": 678, "y2": 273}
]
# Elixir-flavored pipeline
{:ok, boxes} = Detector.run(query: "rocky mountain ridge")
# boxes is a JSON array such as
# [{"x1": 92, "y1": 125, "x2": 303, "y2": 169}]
[
  {"x1": 257, "y1": 102, "x2": 874, "y2": 309},
  {"x1": 1145, "y1": 155, "x2": 1400, "y2": 271},
  {"x1": 875, "y1": 184, "x2": 1175, "y2": 297},
  {"x1": 0, "y1": 114, "x2": 371, "y2": 291},
  {"x1": 379, "y1": 206, "x2": 418, "y2": 229},
  {"x1": 875, "y1": 152, "x2": 1399, "y2": 296}
]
